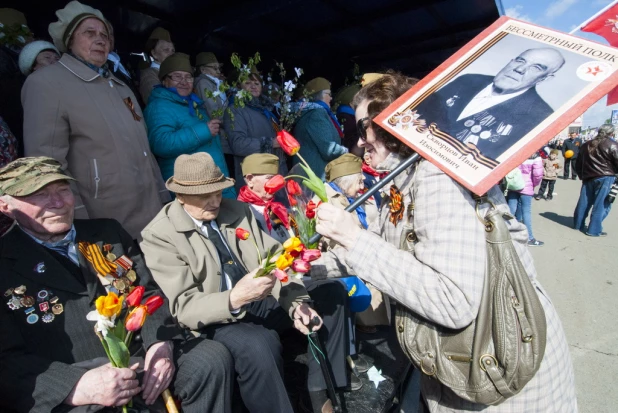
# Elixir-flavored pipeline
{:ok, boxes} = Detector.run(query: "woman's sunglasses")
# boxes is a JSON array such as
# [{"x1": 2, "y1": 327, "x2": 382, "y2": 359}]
[{"x1": 356, "y1": 117, "x2": 371, "y2": 141}]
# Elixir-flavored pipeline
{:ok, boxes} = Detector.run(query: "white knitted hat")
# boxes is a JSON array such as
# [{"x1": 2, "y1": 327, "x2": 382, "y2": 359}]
[
  {"x1": 18, "y1": 40, "x2": 59, "y2": 75},
  {"x1": 48, "y1": 1, "x2": 109, "y2": 53}
]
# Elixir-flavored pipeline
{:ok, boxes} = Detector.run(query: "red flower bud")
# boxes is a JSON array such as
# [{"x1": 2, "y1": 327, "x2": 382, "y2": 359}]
[
  {"x1": 286, "y1": 179, "x2": 302, "y2": 196},
  {"x1": 291, "y1": 260, "x2": 311, "y2": 273},
  {"x1": 306, "y1": 200, "x2": 318, "y2": 219},
  {"x1": 125, "y1": 286, "x2": 145, "y2": 307},
  {"x1": 125, "y1": 306, "x2": 147, "y2": 331},
  {"x1": 276, "y1": 130, "x2": 301, "y2": 156},
  {"x1": 288, "y1": 194, "x2": 297, "y2": 207},
  {"x1": 145, "y1": 296, "x2": 164, "y2": 315},
  {"x1": 273, "y1": 268, "x2": 289, "y2": 283},
  {"x1": 235, "y1": 228, "x2": 250, "y2": 240},
  {"x1": 300, "y1": 249, "x2": 321, "y2": 262},
  {"x1": 264, "y1": 175, "x2": 285, "y2": 194}
]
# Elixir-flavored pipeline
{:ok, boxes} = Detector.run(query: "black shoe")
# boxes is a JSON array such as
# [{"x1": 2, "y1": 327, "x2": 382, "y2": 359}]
[
  {"x1": 572, "y1": 177, "x2": 577, "y2": 180},
  {"x1": 350, "y1": 372, "x2": 363, "y2": 391},
  {"x1": 546, "y1": 195, "x2": 553, "y2": 200},
  {"x1": 349, "y1": 354, "x2": 372, "y2": 374},
  {"x1": 534, "y1": 195, "x2": 542, "y2": 200},
  {"x1": 585, "y1": 232, "x2": 607, "y2": 237},
  {"x1": 301, "y1": 390, "x2": 333, "y2": 413}
]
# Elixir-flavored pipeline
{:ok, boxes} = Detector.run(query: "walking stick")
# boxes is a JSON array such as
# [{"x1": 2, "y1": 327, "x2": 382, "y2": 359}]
[
  {"x1": 308, "y1": 153, "x2": 421, "y2": 245},
  {"x1": 162, "y1": 389, "x2": 179, "y2": 413},
  {"x1": 308, "y1": 317, "x2": 342, "y2": 413}
]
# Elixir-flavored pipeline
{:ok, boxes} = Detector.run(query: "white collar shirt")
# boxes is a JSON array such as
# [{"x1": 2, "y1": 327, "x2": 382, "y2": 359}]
[{"x1": 457, "y1": 84, "x2": 529, "y2": 121}]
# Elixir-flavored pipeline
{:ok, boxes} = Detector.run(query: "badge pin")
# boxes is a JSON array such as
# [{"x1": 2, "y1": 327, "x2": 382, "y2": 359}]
[
  {"x1": 20, "y1": 296, "x2": 34, "y2": 307},
  {"x1": 41, "y1": 313, "x2": 55, "y2": 323},
  {"x1": 446, "y1": 95, "x2": 459, "y2": 107},
  {"x1": 7, "y1": 297, "x2": 22, "y2": 310},
  {"x1": 125, "y1": 269, "x2": 137, "y2": 283},
  {"x1": 103, "y1": 244, "x2": 117, "y2": 262},
  {"x1": 13, "y1": 285, "x2": 26, "y2": 295},
  {"x1": 52, "y1": 303, "x2": 64, "y2": 315},
  {"x1": 37, "y1": 290, "x2": 49, "y2": 302},
  {"x1": 26, "y1": 313, "x2": 39, "y2": 324},
  {"x1": 34, "y1": 262, "x2": 46, "y2": 273},
  {"x1": 4, "y1": 288, "x2": 14, "y2": 297},
  {"x1": 39, "y1": 301, "x2": 49, "y2": 312}
]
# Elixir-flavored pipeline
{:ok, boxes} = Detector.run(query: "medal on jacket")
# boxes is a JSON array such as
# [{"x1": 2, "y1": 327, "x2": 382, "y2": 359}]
[{"x1": 388, "y1": 185, "x2": 404, "y2": 226}]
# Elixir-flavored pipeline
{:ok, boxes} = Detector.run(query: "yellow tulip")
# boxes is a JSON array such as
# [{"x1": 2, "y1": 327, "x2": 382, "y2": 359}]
[
  {"x1": 283, "y1": 237, "x2": 302, "y2": 253},
  {"x1": 95, "y1": 292, "x2": 124, "y2": 318},
  {"x1": 275, "y1": 253, "x2": 295, "y2": 271}
]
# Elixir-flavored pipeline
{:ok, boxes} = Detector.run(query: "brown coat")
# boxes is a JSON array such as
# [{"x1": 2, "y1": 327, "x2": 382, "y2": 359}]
[
  {"x1": 22, "y1": 54, "x2": 170, "y2": 240},
  {"x1": 139, "y1": 66, "x2": 160, "y2": 105},
  {"x1": 140, "y1": 198, "x2": 310, "y2": 331}
]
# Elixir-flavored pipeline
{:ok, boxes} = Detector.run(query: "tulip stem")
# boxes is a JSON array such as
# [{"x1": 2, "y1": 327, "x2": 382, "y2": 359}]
[
  {"x1": 284, "y1": 175, "x2": 307, "y2": 181},
  {"x1": 124, "y1": 331, "x2": 133, "y2": 347}
]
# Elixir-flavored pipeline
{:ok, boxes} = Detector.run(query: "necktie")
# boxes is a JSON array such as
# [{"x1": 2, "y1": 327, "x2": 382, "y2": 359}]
[{"x1": 204, "y1": 223, "x2": 246, "y2": 289}]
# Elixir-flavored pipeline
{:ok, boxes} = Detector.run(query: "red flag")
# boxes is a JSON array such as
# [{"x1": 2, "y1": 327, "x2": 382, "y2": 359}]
[{"x1": 581, "y1": 2, "x2": 618, "y2": 105}]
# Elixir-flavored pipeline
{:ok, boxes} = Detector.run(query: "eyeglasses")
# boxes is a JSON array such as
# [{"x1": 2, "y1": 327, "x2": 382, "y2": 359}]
[
  {"x1": 77, "y1": 29, "x2": 110, "y2": 43},
  {"x1": 167, "y1": 74, "x2": 194, "y2": 83},
  {"x1": 356, "y1": 117, "x2": 371, "y2": 141}
]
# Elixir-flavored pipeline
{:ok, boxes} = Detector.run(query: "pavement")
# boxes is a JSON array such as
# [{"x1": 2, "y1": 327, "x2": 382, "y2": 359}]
[{"x1": 527, "y1": 174, "x2": 617, "y2": 413}]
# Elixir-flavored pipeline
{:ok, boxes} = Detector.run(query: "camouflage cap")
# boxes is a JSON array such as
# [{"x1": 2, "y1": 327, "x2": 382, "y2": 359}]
[{"x1": 0, "y1": 157, "x2": 75, "y2": 197}]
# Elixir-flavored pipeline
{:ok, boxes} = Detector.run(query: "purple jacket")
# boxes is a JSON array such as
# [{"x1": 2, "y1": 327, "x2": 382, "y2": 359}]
[{"x1": 517, "y1": 157, "x2": 544, "y2": 195}]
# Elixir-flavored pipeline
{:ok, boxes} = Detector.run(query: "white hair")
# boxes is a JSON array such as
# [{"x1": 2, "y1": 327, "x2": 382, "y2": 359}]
[{"x1": 331, "y1": 173, "x2": 362, "y2": 194}]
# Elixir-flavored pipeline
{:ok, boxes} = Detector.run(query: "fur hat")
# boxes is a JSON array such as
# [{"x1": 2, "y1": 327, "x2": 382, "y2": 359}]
[
  {"x1": 166, "y1": 153, "x2": 234, "y2": 195},
  {"x1": 48, "y1": 1, "x2": 110, "y2": 53},
  {"x1": 18, "y1": 41, "x2": 59, "y2": 75},
  {"x1": 158, "y1": 53, "x2": 192, "y2": 80}
]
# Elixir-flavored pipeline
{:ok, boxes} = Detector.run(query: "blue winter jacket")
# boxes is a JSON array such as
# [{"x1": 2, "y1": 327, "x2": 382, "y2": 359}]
[{"x1": 144, "y1": 87, "x2": 235, "y2": 198}]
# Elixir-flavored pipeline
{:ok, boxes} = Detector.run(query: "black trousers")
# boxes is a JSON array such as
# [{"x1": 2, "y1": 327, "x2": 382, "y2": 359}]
[
  {"x1": 202, "y1": 280, "x2": 350, "y2": 413},
  {"x1": 537, "y1": 179, "x2": 556, "y2": 197},
  {"x1": 563, "y1": 157, "x2": 578, "y2": 179}
]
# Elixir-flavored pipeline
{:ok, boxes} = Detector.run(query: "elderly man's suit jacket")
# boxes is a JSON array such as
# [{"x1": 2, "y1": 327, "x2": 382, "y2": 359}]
[
  {"x1": 140, "y1": 199, "x2": 310, "y2": 331},
  {"x1": 415, "y1": 74, "x2": 554, "y2": 160},
  {"x1": 0, "y1": 219, "x2": 178, "y2": 413}
]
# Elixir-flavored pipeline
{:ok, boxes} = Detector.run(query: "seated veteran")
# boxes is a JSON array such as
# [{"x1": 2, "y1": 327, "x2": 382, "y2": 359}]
[
  {"x1": 323, "y1": 154, "x2": 388, "y2": 331},
  {"x1": 237, "y1": 153, "x2": 295, "y2": 243},
  {"x1": 0, "y1": 157, "x2": 233, "y2": 413},
  {"x1": 140, "y1": 152, "x2": 350, "y2": 413}
]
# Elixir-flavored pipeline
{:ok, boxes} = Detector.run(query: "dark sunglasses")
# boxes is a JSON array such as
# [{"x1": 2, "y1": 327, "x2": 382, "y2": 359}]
[{"x1": 357, "y1": 117, "x2": 371, "y2": 141}]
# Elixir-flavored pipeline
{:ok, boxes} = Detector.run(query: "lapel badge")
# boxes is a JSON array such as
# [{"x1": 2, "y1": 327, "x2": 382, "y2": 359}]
[
  {"x1": 26, "y1": 312, "x2": 39, "y2": 324},
  {"x1": 34, "y1": 262, "x2": 46, "y2": 273},
  {"x1": 103, "y1": 244, "x2": 117, "y2": 262},
  {"x1": 446, "y1": 95, "x2": 459, "y2": 107}
]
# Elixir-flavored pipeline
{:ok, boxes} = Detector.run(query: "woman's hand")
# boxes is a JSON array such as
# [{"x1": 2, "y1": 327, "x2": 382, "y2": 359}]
[
  {"x1": 315, "y1": 203, "x2": 362, "y2": 250},
  {"x1": 208, "y1": 119, "x2": 222, "y2": 136}
]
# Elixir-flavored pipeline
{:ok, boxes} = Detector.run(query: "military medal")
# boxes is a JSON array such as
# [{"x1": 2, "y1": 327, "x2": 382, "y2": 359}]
[
  {"x1": 125, "y1": 270, "x2": 137, "y2": 282},
  {"x1": 7, "y1": 297, "x2": 22, "y2": 310},
  {"x1": 34, "y1": 262, "x2": 46, "y2": 273},
  {"x1": 41, "y1": 312, "x2": 55, "y2": 323},
  {"x1": 20, "y1": 296, "x2": 34, "y2": 307},
  {"x1": 14, "y1": 285, "x2": 26, "y2": 295},
  {"x1": 464, "y1": 120, "x2": 475, "y2": 128},
  {"x1": 480, "y1": 131, "x2": 492, "y2": 140},
  {"x1": 4, "y1": 288, "x2": 14, "y2": 297},
  {"x1": 471, "y1": 125, "x2": 482, "y2": 134},
  {"x1": 25, "y1": 307, "x2": 39, "y2": 324},
  {"x1": 446, "y1": 95, "x2": 459, "y2": 107},
  {"x1": 103, "y1": 244, "x2": 117, "y2": 262},
  {"x1": 37, "y1": 290, "x2": 50, "y2": 302},
  {"x1": 52, "y1": 303, "x2": 64, "y2": 315}
]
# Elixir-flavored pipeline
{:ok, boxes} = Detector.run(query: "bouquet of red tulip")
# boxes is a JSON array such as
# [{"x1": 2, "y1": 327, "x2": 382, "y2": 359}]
[
  {"x1": 263, "y1": 131, "x2": 327, "y2": 248},
  {"x1": 86, "y1": 287, "x2": 164, "y2": 412},
  {"x1": 235, "y1": 228, "x2": 321, "y2": 280}
]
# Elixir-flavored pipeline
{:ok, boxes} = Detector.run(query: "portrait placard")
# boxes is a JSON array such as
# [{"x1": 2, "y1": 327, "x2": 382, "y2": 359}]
[{"x1": 375, "y1": 16, "x2": 618, "y2": 195}]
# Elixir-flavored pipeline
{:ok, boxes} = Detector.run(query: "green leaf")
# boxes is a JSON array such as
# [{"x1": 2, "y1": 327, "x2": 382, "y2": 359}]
[
  {"x1": 298, "y1": 164, "x2": 328, "y2": 202},
  {"x1": 104, "y1": 333, "x2": 130, "y2": 368}
]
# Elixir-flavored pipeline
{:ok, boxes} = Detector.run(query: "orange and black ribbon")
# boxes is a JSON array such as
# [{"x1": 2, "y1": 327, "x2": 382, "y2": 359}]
[
  {"x1": 123, "y1": 97, "x2": 142, "y2": 121},
  {"x1": 388, "y1": 185, "x2": 404, "y2": 226},
  {"x1": 78, "y1": 242, "x2": 118, "y2": 276}
]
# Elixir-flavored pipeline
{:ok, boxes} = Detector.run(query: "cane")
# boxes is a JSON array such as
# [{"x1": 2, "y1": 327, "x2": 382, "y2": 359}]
[
  {"x1": 308, "y1": 153, "x2": 421, "y2": 245},
  {"x1": 308, "y1": 316, "x2": 342, "y2": 413},
  {"x1": 162, "y1": 389, "x2": 179, "y2": 413}
]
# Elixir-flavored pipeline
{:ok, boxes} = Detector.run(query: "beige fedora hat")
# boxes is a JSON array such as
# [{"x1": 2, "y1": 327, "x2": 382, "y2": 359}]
[{"x1": 166, "y1": 152, "x2": 234, "y2": 195}]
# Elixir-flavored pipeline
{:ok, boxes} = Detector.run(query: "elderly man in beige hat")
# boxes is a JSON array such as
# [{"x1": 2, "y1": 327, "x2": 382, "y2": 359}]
[
  {"x1": 22, "y1": 1, "x2": 170, "y2": 242},
  {"x1": 141, "y1": 152, "x2": 351, "y2": 413},
  {"x1": 0, "y1": 156, "x2": 234, "y2": 413},
  {"x1": 140, "y1": 27, "x2": 175, "y2": 104}
]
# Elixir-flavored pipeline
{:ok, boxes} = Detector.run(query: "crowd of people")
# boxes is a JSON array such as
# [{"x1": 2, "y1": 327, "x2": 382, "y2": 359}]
[{"x1": 2, "y1": 1, "x2": 617, "y2": 412}]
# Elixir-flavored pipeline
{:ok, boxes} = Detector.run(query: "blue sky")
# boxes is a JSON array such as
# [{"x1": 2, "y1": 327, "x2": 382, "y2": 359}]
[{"x1": 501, "y1": 0, "x2": 616, "y2": 128}]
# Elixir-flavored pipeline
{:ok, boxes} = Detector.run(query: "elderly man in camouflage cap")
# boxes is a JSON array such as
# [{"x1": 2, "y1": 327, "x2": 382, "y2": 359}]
[{"x1": 0, "y1": 157, "x2": 233, "y2": 413}]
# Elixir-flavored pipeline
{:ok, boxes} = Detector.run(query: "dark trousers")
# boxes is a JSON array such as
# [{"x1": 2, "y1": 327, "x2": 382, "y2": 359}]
[
  {"x1": 202, "y1": 280, "x2": 349, "y2": 413},
  {"x1": 563, "y1": 157, "x2": 578, "y2": 179},
  {"x1": 537, "y1": 179, "x2": 556, "y2": 197}
]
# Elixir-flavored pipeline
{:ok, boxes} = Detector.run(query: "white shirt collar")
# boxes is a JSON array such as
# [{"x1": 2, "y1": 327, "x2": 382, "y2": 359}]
[
  {"x1": 150, "y1": 60, "x2": 161, "y2": 70},
  {"x1": 457, "y1": 84, "x2": 529, "y2": 121}
]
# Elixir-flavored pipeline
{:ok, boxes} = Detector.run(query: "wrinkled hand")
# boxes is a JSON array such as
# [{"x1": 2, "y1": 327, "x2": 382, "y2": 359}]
[
  {"x1": 142, "y1": 341, "x2": 175, "y2": 405},
  {"x1": 208, "y1": 119, "x2": 222, "y2": 136},
  {"x1": 293, "y1": 304, "x2": 322, "y2": 335},
  {"x1": 229, "y1": 268, "x2": 276, "y2": 310},
  {"x1": 315, "y1": 203, "x2": 362, "y2": 249},
  {"x1": 64, "y1": 363, "x2": 141, "y2": 407}
]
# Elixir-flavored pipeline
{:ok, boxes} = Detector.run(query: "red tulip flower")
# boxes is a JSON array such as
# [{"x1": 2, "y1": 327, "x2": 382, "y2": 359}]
[
  {"x1": 286, "y1": 179, "x2": 302, "y2": 196},
  {"x1": 264, "y1": 175, "x2": 285, "y2": 194},
  {"x1": 235, "y1": 228, "x2": 250, "y2": 240},
  {"x1": 306, "y1": 200, "x2": 318, "y2": 219},
  {"x1": 125, "y1": 306, "x2": 148, "y2": 331},
  {"x1": 273, "y1": 268, "x2": 289, "y2": 283},
  {"x1": 125, "y1": 286, "x2": 145, "y2": 307},
  {"x1": 276, "y1": 130, "x2": 300, "y2": 156},
  {"x1": 300, "y1": 249, "x2": 321, "y2": 262},
  {"x1": 145, "y1": 296, "x2": 164, "y2": 315},
  {"x1": 291, "y1": 260, "x2": 311, "y2": 273}
]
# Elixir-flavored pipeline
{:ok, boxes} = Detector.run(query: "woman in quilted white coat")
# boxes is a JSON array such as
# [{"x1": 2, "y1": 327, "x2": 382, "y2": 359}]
[{"x1": 311, "y1": 73, "x2": 577, "y2": 412}]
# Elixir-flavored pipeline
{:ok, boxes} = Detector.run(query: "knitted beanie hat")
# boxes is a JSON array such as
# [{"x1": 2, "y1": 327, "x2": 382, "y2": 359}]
[{"x1": 18, "y1": 40, "x2": 59, "y2": 75}]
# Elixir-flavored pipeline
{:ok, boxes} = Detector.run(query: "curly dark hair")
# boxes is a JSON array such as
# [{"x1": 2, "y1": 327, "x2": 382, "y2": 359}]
[{"x1": 352, "y1": 71, "x2": 419, "y2": 157}]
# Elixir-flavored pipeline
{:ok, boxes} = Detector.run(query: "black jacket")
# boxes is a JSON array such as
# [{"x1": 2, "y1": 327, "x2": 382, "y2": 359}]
[
  {"x1": 0, "y1": 219, "x2": 179, "y2": 413},
  {"x1": 575, "y1": 137, "x2": 618, "y2": 180},
  {"x1": 414, "y1": 74, "x2": 554, "y2": 160}
]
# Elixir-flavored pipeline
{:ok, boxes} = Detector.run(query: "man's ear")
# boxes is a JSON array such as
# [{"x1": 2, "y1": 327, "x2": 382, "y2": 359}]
[
  {"x1": 244, "y1": 174, "x2": 254, "y2": 187},
  {"x1": 0, "y1": 196, "x2": 14, "y2": 218}
]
